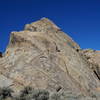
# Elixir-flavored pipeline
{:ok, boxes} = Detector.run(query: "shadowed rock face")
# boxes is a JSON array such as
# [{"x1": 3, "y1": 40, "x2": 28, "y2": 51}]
[
  {"x1": 0, "y1": 18, "x2": 100, "y2": 99},
  {"x1": 0, "y1": 52, "x2": 2, "y2": 57}
]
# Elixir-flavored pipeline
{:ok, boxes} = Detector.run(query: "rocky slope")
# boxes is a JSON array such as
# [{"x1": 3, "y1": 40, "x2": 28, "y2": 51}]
[
  {"x1": 0, "y1": 18, "x2": 100, "y2": 99},
  {"x1": 81, "y1": 49, "x2": 100, "y2": 80}
]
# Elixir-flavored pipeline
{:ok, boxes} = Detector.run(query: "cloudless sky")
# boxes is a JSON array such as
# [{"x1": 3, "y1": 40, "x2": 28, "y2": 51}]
[{"x1": 0, "y1": 0, "x2": 100, "y2": 52}]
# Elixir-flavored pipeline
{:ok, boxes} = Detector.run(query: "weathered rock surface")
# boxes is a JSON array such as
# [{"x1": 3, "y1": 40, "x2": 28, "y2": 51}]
[
  {"x1": 0, "y1": 18, "x2": 100, "y2": 99},
  {"x1": 81, "y1": 49, "x2": 100, "y2": 81}
]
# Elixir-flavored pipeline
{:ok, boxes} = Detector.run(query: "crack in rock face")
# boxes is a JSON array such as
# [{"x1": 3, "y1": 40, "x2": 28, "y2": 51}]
[
  {"x1": 80, "y1": 49, "x2": 100, "y2": 81},
  {"x1": 0, "y1": 18, "x2": 100, "y2": 99}
]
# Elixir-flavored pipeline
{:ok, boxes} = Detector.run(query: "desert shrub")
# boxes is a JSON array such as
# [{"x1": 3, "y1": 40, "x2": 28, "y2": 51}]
[
  {"x1": 50, "y1": 93, "x2": 60, "y2": 100},
  {"x1": 0, "y1": 86, "x2": 78, "y2": 100},
  {"x1": 0, "y1": 87, "x2": 13, "y2": 100},
  {"x1": 15, "y1": 87, "x2": 49, "y2": 100},
  {"x1": 50, "y1": 92, "x2": 68, "y2": 100},
  {"x1": 32, "y1": 89, "x2": 49, "y2": 100},
  {"x1": 15, "y1": 86, "x2": 33, "y2": 100},
  {"x1": 20, "y1": 86, "x2": 33, "y2": 97}
]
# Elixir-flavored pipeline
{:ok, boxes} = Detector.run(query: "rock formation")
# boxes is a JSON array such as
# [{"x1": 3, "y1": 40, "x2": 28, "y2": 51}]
[
  {"x1": 0, "y1": 18, "x2": 100, "y2": 99},
  {"x1": 81, "y1": 49, "x2": 100, "y2": 80}
]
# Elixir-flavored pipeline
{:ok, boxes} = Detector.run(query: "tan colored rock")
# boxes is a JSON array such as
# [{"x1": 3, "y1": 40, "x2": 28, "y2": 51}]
[
  {"x1": 81, "y1": 49, "x2": 100, "y2": 81},
  {"x1": 0, "y1": 74, "x2": 13, "y2": 87},
  {"x1": 0, "y1": 18, "x2": 100, "y2": 99}
]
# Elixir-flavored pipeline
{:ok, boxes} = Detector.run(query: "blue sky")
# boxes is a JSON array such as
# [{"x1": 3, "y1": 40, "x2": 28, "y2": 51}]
[{"x1": 0, "y1": 0, "x2": 100, "y2": 52}]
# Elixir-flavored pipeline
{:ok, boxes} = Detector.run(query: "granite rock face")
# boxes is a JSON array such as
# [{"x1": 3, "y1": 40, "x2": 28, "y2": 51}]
[
  {"x1": 0, "y1": 18, "x2": 100, "y2": 99},
  {"x1": 81, "y1": 49, "x2": 100, "y2": 81}
]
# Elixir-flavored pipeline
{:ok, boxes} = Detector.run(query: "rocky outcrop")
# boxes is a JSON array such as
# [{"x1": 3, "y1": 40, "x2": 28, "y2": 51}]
[
  {"x1": 81, "y1": 49, "x2": 100, "y2": 81},
  {"x1": 0, "y1": 18, "x2": 100, "y2": 99}
]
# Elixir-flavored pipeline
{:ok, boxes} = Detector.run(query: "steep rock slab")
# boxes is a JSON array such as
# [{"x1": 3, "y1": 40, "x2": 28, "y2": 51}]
[{"x1": 0, "y1": 18, "x2": 100, "y2": 99}]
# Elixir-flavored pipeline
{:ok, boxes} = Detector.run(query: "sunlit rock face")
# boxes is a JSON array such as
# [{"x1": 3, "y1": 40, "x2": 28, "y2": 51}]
[
  {"x1": 81, "y1": 49, "x2": 100, "y2": 80},
  {"x1": 0, "y1": 18, "x2": 100, "y2": 99}
]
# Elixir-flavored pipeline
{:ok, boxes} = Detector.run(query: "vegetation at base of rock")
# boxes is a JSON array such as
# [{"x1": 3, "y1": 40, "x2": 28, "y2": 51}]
[
  {"x1": 0, "y1": 86, "x2": 67, "y2": 100},
  {"x1": 0, "y1": 87, "x2": 13, "y2": 100},
  {"x1": 0, "y1": 86, "x2": 98, "y2": 100},
  {"x1": 0, "y1": 18, "x2": 100, "y2": 100}
]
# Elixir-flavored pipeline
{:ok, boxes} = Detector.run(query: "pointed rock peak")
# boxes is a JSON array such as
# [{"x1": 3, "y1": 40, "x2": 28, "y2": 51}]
[
  {"x1": 24, "y1": 17, "x2": 60, "y2": 32},
  {"x1": 40, "y1": 17, "x2": 51, "y2": 20},
  {"x1": 8, "y1": 18, "x2": 80, "y2": 50},
  {"x1": 39, "y1": 17, "x2": 54, "y2": 23},
  {"x1": 39, "y1": 17, "x2": 59, "y2": 28}
]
